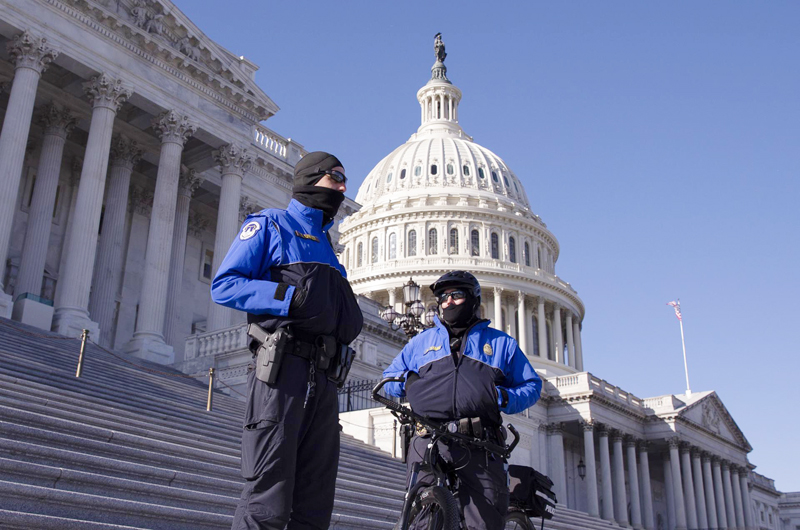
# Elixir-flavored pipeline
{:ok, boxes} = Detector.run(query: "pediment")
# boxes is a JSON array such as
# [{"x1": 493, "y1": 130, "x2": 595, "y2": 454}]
[{"x1": 679, "y1": 393, "x2": 751, "y2": 450}]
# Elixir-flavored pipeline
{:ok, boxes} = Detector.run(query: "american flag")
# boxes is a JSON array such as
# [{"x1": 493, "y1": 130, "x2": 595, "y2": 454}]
[{"x1": 667, "y1": 300, "x2": 682, "y2": 321}]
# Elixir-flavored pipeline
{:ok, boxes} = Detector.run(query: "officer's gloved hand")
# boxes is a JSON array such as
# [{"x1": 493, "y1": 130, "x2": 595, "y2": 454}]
[{"x1": 289, "y1": 287, "x2": 308, "y2": 314}]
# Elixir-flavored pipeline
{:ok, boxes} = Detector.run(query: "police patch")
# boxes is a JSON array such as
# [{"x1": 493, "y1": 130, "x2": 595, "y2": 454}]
[
  {"x1": 239, "y1": 221, "x2": 261, "y2": 241},
  {"x1": 424, "y1": 345, "x2": 442, "y2": 355},
  {"x1": 483, "y1": 343, "x2": 493, "y2": 356}
]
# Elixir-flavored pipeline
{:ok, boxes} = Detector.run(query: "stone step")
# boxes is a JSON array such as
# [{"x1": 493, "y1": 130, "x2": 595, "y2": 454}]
[{"x1": 0, "y1": 509, "x2": 145, "y2": 530}]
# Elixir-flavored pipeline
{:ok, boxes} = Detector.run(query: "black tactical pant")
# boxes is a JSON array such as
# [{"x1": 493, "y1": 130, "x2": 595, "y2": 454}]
[
  {"x1": 406, "y1": 435, "x2": 509, "y2": 530},
  {"x1": 231, "y1": 353, "x2": 340, "y2": 530}
]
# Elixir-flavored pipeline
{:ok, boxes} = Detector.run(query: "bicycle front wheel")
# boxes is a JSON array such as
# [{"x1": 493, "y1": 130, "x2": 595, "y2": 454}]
[
  {"x1": 403, "y1": 485, "x2": 461, "y2": 530},
  {"x1": 504, "y1": 508, "x2": 536, "y2": 530}
]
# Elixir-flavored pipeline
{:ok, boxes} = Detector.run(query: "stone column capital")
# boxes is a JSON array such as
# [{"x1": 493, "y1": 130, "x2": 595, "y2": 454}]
[
  {"x1": 610, "y1": 429, "x2": 625, "y2": 443},
  {"x1": 537, "y1": 296, "x2": 546, "y2": 305},
  {"x1": 69, "y1": 158, "x2": 82, "y2": 187},
  {"x1": 178, "y1": 166, "x2": 203, "y2": 197},
  {"x1": 691, "y1": 446, "x2": 703, "y2": 458},
  {"x1": 214, "y1": 143, "x2": 252, "y2": 176},
  {"x1": 84, "y1": 74, "x2": 131, "y2": 112},
  {"x1": 680, "y1": 442, "x2": 692, "y2": 455},
  {"x1": 239, "y1": 195, "x2": 258, "y2": 222},
  {"x1": 580, "y1": 419, "x2": 595, "y2": 432},
  {"x1": 547, "y1": 422, "x2": 563, "y2": 435},
  {"x1": 625, "y1": 436, "x2": 639, "y2": 448},
  {"x1": 39, "y1": 102, "x2": 76, "y2": 138},
  {"x1": 667, "y1": 436, "x2": 682, "y2": 449},
  {"x1": 721, "y1": 460, "x2": 730, "y2": 470},
  {"x1": 109, "y1": 135, "x2": 142, "y2": 169},
  {"x1": 128, "y1": 184, "x2": 153, "y2": 215},
  {"x1": 637, "y1": 440, "x2": 651, "y2": 453},
  {"x1": 152, "y1": 110, "x2": 196, "y2": 145},
  {"x1": 537, "y1": 423, "x2": 548, "y2": 433},
  {"x1": 597, "y1": 424, "x2": 610, "y2": 438},
  {"x1": 7, "y1": 31, "x2": 59, "y2": 73},
  {"x1": 494, "y1": 286, "x2": 504, "y2": 296}
]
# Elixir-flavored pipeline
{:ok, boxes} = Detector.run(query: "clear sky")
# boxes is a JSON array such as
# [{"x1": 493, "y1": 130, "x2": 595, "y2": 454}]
[{"x1": 175, "y1": 1, "x2": 800, "y2": 491}]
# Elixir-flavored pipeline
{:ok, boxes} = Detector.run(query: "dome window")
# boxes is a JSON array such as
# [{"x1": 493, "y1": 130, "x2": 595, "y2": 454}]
[
  {"x1": 491, "y1": 233, "x2": 499, "y2": 259},
  {"x1": 463, "y1": 165, "x2": 470, "y2": 176},
  {"x1": 357, "y1": 242, "x2": 363, "y2": 267},
  {"x1": 471, "y1": 229, "x2": 480, "y2": 256},
  {"x1": 503, "y1": 176, "x2": 509, "y2": 187},
  {"x1": 428, "y1": 228, "x2": 438, "y2": 255},
  {"x1": 446, "y1": 163, "x2": 454, "y2": 175},
  {"x1": 430, "y1": 164, "x2": 438, "y2": 175},
  {"x1": 388, "y1": 233, "x2": 397, "y2": 259},
  {"x1": 478, "y1": 168, "x2": 485, "y2": 179},
  {"x1": 387, "y1": 172, "x2": 393, "y2": 183},
  {"x1": 414, "y1": 166, "x2": 421, "y2": 177},
  {"x1": 400, "y1": 169, "x2": 407, "y2": 180},
  {"x1": 371, "y1": 237, "x2": 379, "y2": 264},
  {"x1": 524, "y1": 242, "x2": 531, "y2": 266},
  {"x1": 491, "y1": 171, "x2": 499, "y2": 183},
  {"x1": 449, "y1": 228, "x2": 459, "y2": 255},
  {"x1": 407, "y1": 230, "x2": 417, "y2": 257},
  {"x1": 367, "y1": 183, "x2": 371, "y2": 192},
  {"x1": 509, "y1": 237, "x2": 517, "y2": 263}
]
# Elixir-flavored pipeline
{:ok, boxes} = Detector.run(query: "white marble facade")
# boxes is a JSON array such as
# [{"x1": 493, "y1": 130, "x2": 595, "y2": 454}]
[{"x1": 0, "y1": 2, "x2": 794, "y2": 529}]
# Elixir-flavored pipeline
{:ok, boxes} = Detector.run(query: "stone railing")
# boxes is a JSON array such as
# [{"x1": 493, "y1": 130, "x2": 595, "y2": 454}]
[
  {"x1": 184, "y1": 322, "x2": 248, "y2": 360},
  {"x1": 253, "y1": 125, "x2": 287, "y2": 159},
  {"x1": 549, "y1": 372, "x2": 644, "y2": 408},
  {"x1": 751, "y1": 472, "x2": 777, "y2": 491}
]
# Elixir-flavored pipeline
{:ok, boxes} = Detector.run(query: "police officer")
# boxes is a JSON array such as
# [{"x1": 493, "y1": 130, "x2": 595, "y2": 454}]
[
  {"x1": 211, "y1": 151, "x2": 363, "y2": 530},
  {"x1": 382, "y1": 271, "x2": 542, "y2": 530}
]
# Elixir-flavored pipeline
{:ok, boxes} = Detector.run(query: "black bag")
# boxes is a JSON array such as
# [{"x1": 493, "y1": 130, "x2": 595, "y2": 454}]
[{"x1": 508, "y1": 465, "x2": 557, "y2": 519}]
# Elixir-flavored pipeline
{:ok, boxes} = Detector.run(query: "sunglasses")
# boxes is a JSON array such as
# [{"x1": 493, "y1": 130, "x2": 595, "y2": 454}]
[
  {"x1": 325, "y1": 170, "x2": 347, "y2": 184},
  {"x1": 436, "y1": 290, "x2": 467, "y2": 304}
]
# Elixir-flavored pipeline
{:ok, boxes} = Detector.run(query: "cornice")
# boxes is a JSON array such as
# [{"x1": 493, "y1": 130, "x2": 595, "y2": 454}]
[
  {"x1": 361, "y1": 320, "x2": 407, "y2": 346},
  {"x1": 552, "y1": 392, "x2": 648, "y2": 422}
]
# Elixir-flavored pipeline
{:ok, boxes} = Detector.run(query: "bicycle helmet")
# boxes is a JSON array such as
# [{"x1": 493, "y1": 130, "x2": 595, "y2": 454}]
[{"x1": 430, "y1": 271, "x2": 482, "y2": 301}]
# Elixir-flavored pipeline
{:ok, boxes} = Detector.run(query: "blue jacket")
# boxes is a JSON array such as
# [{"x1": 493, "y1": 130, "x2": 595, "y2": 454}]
[
  {"x1": 382, "y1": 316, "x2": 542, "y2": 426},
  {"x1": 210, "y1": 199, "x2": 363, "y2": 345}
]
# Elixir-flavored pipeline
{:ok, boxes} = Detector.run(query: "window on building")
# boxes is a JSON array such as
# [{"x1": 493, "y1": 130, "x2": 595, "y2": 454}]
[
  {"x1": 357, "y1": 242, "x2": 363, "y2": 267},
  {"x1": 387, "y1": 172, "x2": 393, "y2": 183},
  {"x1": 345, "y1": 248, "x2": 350, "y2": 269},
  {"x1": 492, "y1": 171, "x2": 499, "y2": 183},
  {"x1": 408, "y1": 230, "x2": 416, "y2": 257},
  {"x1": 501, "y1": 309, "x2": 506, "y2": 332},
  {"x1": 463, "y1": 165, "x2": 470, "y2": 176},
  {"x1": 371, "y1": 237, "x2": 378, "y2": 264},
  {"x1": 428, "y1": 228, "x2": 438, "y2": 255},
  {"x1": 503, "y1": 175, "x2": 510, "y2": 186},
  {"x1": 546, "y1": 321, "x2": 553, "y2": 360},
  {"x1": 431, "y1": 164, "x2": 438, "y2": 175},
  {"x1": 446, "y1": 163, "x2": 454, "y2": 175},
  {"x1": 491, "y1": 233, "x2": 499, "y2": 259},
  {"x1": 478, "y1": 167, "x2": 485, "y2": 179},
  {"x1": 388, "y1": 233, "x2": 397, "y2": 259},
  {"x1": 414, "y1": 166, "x2": 421, "y2": 176},
  {"x1": 524, "y1": 242, "x2": 530, "y2": 266},
  {"x1": 532, "y1": 315, "x2": 539, "y2": 356},
  {"x1": 449, "y1": 228, "x2": 459, "y2": 254},
  {"x1": 201, "y1": 248, "x2": 214, "y2": 281},
  {"x1": 400, "y1": 169, "x2": 406, "y2": 180},
  {"x1": 537, "y1": 248, "x2": 542, "y2": 268},
  {"x1": 509, "y1": 237, "x2": 516, "y2": 263},
  {"x1": 471, "y1": 229, "x2": 480, "y2": 256}
]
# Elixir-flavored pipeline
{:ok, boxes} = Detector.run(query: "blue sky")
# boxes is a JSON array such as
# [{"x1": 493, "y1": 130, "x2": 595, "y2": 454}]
[{"x1": 175, "y1": 1, "x2": 800, "y2": 491}]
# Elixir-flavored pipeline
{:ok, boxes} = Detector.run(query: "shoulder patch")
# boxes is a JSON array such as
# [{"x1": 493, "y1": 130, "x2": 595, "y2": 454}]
[
  {"x1": 483, "y1": 343, "x2": 493, "y2": 356},
  {"x1": 424, "y1": 345, "x2": 442, "y2": 355},
  {"x1": 240, "y1": 221, "x2": 261, "y2": 240}
]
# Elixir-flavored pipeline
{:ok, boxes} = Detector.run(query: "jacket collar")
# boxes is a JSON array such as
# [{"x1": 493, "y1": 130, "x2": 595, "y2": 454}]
[
  {"x1": 287, "y1": 199, "x2": 334, "y2": 232},
  {"x1": 432, "y1": 315, "x2": 490, "y2": 335}
]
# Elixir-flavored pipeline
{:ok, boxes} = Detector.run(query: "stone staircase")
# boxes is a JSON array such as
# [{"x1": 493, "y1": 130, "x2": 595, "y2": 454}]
[{"x1": 0, "y1": 318, "x2": 624, "y2": 530}]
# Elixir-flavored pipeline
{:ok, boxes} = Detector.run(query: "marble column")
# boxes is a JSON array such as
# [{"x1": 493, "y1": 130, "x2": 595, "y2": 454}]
[
  {"x1": 14, "y1": 103, "x2": 75, "y2": 300},
  {"x1": 599, "y1": 428, "x2": 615, "y2": 522},
  {"x1": 565, "y1": 312, "x2": 576, "y2": 368},
  {"x1": 664, "y1": 456, "x2": 677, "y2": 530},
  {"x1": 53, "y1": 160, "x2": 81, "y2": 305},
  {"x1": 611, "y1": 432, "x2": 629, "y2": 526},
  {"x1": 712, "y1": 458, "x2": 729, "y2": 529},
  {"x1": 581, "y1": 421, "x2": 600, "y2": 518},
  {"x1": 553, "y1": 304, "x2": 564, "y2": 363},
  {"x1": 517, "y1": 291, "x2": 527, "y2": 352},
  {"x1": 52, "y1": 74, "x2": 131, "y2": 338},
  {"x1": 388, "y1": 287, "x2": 397, "y2": 312},
  {"x1": 538, "y1": 424, "x2": 549, "y2": 475},
  {"x1": 537, "y1": 297, "x2": 547, "y2": 358},
  {"x1": 573, "y1": 319, "x2": 584, "y2": 370},
  {"x1": 702, "y1": 453, "x2": 719, "y2": 530},
  {"x1": 0, "y1": 32, "x2": 59, "y2": 317},
  {"x1": 669, "y1": 438, "x2": 688, "y2": 530},
  {"x1": 722, "y1": 462, "x2": 736, "y2": 529},
  {"x1": 691, "y1": 449, "x2": 708, "y2": 530},
  {"x1": 206, "y1": 143, "x2": 252, "y2": 331},
  {"x1": 88, "y1": 136, "x2": 141, "y2": 347},
  {"x1": 163, "y1": 167, "x2": 203, "y2": 351},
  {"x1": 730, "y1": 467, "x2": 745, "y2": 529},
  {"x1": 681, "y1": 445, "x2": 699, "y2": 529},
  {"x1": 492, "y1": 287, "x2": 503, "y2": 331},
  {"x1": 739, "y1": 471, "x2": 754, "y2": 530},
  {"x1": 626, "y1": 438, "x2": 643, "y2": 529},
  {"x1": 124, "y1": 111, "x2": 195, "y2": 362},
  {"x1": 638, "y1": 442, "x2": 655, "y2": 530},
  {"x1": 548, "y1": 423, "x2": 567, "y2": 508}
]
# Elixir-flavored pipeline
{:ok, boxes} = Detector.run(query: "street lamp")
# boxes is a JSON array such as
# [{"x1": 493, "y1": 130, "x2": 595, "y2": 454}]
[{"x1": 380, "y1": 278, "x2": 438, "y2": 338}]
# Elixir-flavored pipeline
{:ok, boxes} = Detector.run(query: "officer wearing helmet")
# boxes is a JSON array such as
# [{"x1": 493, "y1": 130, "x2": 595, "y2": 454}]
[{"x1": 382, "y1": 271, "x2": 542, "y2": 530}]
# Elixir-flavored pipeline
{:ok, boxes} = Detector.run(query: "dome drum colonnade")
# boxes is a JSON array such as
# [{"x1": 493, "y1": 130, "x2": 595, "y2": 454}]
[
  {"x1": 339, "y1": 35, "x2": 584, "y2": 374},
  {"x1": 0, "y1": 0, "x2": 301, "y2": 364}
]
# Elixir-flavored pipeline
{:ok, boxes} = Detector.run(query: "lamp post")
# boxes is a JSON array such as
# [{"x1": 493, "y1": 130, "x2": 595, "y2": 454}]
[{"x1": 380, "y1": 278, "x2": 437, "y2": 339}]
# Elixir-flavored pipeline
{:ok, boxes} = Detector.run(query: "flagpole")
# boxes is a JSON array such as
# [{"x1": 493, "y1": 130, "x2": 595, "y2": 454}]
[{"x1": 678, "y1": 317, "x2": 691, "y2": 397}]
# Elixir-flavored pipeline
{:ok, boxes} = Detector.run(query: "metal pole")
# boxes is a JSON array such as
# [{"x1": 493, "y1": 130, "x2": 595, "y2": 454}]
[
  {"x1": 206, "y1": 367, "x2": 215, "y2": 411},
  {"x1": 75, "y1": 329, "x2": 89, "y2": 378},
  {"x1": 393, "y1": 419, "x2": 397, "y2": 458},
  {"x1": 679, "y1": 319, "x2": 691, "y2": 396}
]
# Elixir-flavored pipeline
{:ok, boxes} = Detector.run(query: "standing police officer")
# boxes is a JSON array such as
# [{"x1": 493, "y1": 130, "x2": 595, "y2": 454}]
[
  {"x1": 211, "y1": 151, "x2": 363, "y2": 530},
  {"x1": 382, "y1": 271, "x2": 542, "y2": 530}
]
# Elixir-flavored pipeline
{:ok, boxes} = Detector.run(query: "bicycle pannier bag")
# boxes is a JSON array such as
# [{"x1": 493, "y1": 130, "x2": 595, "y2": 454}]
[{"x1": 508, "y1": 465, "x2": 557, "y2": 519}]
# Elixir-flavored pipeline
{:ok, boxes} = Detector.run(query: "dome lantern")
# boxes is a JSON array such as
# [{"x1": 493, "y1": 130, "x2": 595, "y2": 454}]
[{"x1": 416, "y1": 33, "x2": 464, "y2": 137}]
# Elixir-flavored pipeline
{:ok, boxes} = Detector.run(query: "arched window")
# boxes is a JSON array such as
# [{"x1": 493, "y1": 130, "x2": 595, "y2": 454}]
[
  {"x1": 357, "y1": 242, "x2": 363, "y2": 267},
  {"x1": 471, "y1": 229, "x2": 480, "y2": 256},
  {"x1": 371, "y1": 237, "x2": 378, "y2": 264},
  {"x1": 400, "y1": 168, "x2": 407, "y2": 180},
  {"x1": 387, "y1": 172, "x2": 393, "y2": 183},
  {"x1": 531, "y1": 315, "x2": 539, "y2": 356},
  {"x1": 537, "y1": 247, "x2": 542, "y2": 268},
  {"x1": 446, "y1": 163, "x2": 454, "y2": 175},
  {"x1": 503, "y1": 175, "x2": 510, "y2": 187},
  {"x1": 414, "y1": 166, "x2": 421, "y2": 176},
  {"x1": 524, "y1": 242, "x2": 531, "y2": 266},
  {"x1": 428, "y1": 228, "x2": 438, "y2": 255},
  {"x1": 431, "y1": 164, "x2": 438, "y2": 175},
  {"x1": 388, "y1": 233, "x2": 397, "y2": 260},
  {"x1": 509, "y1": 237, "x2": 517, "y2": 263},
  {"x1": 463, "y1": 165, "x2": 470, "y2": 176},
  {"x1": 491, "y1": 233, "x2": 499, "y2": 259},
  {"x1": 546, "y1": 321, "x2": 553, "y2": 360},
  {"x1": 478, "y1": 167, "x2": 485, "y2": 179},
  {"x1": 408, "y1": 230, "x2": 417, "y2": 257},
  {"x1": 492, "y1": 171, "x2": 499, "y2": 183},
  {"x1": 449, "y1": 228, "x2": 459, "y2": 254}
]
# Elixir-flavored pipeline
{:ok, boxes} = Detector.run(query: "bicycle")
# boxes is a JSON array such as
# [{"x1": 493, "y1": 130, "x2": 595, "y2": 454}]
[{"x1": 371, "y1": 377, "x2": 537, "y2": 530}]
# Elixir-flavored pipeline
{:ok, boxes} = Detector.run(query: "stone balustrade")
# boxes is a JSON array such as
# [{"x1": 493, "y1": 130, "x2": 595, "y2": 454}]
[
  {"x1": 184, "y1": 322, "x2": 248, "y2": 360},
  {"x1": 253, "y1": 124, "x2": 288, "y2": 159},
  {"x1": 548, "y1": 372, "x2": 645, "y2": 408}
]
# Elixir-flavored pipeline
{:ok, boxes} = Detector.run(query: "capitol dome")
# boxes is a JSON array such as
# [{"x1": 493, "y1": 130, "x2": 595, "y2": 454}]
[{"x1": 340, "y1": 36, "x2": 585, "y2": 376}]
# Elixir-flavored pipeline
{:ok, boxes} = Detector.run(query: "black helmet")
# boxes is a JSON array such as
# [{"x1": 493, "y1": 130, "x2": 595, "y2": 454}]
[{"x1": 430, "y1": 271, "x2": 481, "y2": 300}]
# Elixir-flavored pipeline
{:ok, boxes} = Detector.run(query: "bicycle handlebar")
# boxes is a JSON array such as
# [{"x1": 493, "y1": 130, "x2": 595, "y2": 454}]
[{"x1": 371, "y1": 377, "x2": 520, "y2": 459}]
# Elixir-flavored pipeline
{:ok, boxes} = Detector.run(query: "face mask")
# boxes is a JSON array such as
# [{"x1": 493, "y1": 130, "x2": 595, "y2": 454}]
[{"x1": 292, "y1": 185, "x2": 345, "y2": 225}]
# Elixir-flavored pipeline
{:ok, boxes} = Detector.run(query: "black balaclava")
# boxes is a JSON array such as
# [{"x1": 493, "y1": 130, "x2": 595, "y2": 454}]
[
  {"x1": 441, "y1": 292, "x2": 481, "y2": 353},
  {"x1": 292, "y1": 151, "x2": 345, "y2": 226}
]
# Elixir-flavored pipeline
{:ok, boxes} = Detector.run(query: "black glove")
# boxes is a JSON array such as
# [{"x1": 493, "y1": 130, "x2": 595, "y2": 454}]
[{"x1": 289, "y1": 286, "x2": 307, "y2": 313}]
